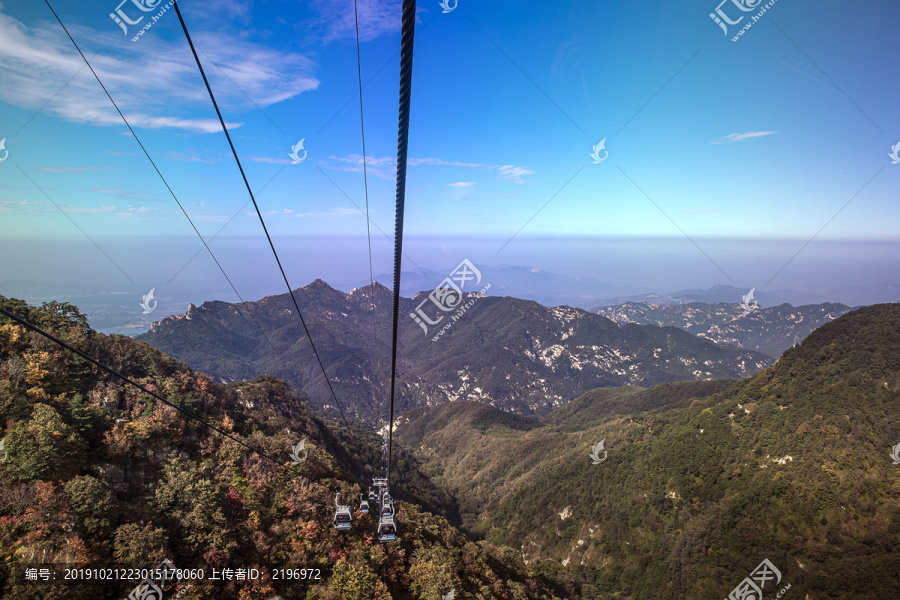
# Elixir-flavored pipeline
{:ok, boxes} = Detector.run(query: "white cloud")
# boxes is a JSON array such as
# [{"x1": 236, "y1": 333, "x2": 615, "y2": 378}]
[
  {"x1": 294, "y1": 207, "x2": 361, "y2": 218},
  {"x1": 0, "y1": 11, "x2": 319, "y2": 133},
  {"x1": 330, "y1": 154, "x2": 395, "y2": 167},
  {"x1": 0, "y1": 198, "x2": 119, "y2": 215},
  {"x1": 711, "y1": 131, "x2": 778, "y2": 144},
  {"x1": 408, "y1": 157, "x2": 485, "y2": 168},
  {"x1": 326, "y1": 154, "x2": 534, "y2": 183},
  {"x1": 678, "y1": 208, "x2": 723, "y2": 214},
  {"x1": 161, "y1": 151, "x2": 219, "y2": 163},
  {"x1": 249, "y1": 157, "x2": 294, "y2": 165},
  {"x1": 493, "y1": 164, "x2": 535, "y2": 183},
  {"x1": 448, "y1": 181, "x2": 475, "y2": 188},
  {"x1": 32, "y1": 165, "x2": 119, "y2": 174},
  {"x1": 306, "y1": 0, "x2": 402, "y2": 43}
]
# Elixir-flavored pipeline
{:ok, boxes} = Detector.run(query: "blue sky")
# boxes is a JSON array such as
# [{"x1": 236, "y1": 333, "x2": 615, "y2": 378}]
[{"x1": 0, "y1": 0, "x2": 898, "y2": 305}]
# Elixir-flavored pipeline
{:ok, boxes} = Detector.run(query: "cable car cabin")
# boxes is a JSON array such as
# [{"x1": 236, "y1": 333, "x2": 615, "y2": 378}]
[
  {"x1": 334, "y1": 504, "x2": 352, "y2": 530},
  {"x1": 359, "y1": 495, "x2": 370, "y2": 514},
  {"x1": 334, "y1": 505, "x2": 352, "y2": 529},
  {"x1": 368, "y1": 488, "x2": 378, "y2": 504},
  {"x1": 378, "y1": 515, "x2": 398, "y2": 542},
  {"x1": 381, "y1": 500, "x2": 394, "y2": 517}
]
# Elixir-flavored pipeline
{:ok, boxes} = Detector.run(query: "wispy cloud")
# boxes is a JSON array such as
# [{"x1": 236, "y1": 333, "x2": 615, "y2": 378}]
[
  {"x1": 711, "y1": 131, "x2": 778, "y2": 144},
  {"x1": 494, "y1": 165, "x2": 535, "y2": 183},
  {"x1": 32, "y1": 165, "x2": 120, "y2": 174},
  {"x1": 89, "y1": 187, "x2": 156, "y2": 202},
  {"x1": 0, "y1": 198, "x2": 118, "y2": 215},
  {"x1": 324, "y1": 154, "x2": 535, "y2": 183},
  {"x1": 294, "y1": 207, "x2": 361, "y2": 218},
  {"x1": 114, "y1": 205, "x2": 160, "y2": 217},
  {"x1": 678, "y1": 208, "x2": 723, "y2": 214},
  {"x1": 162, "y1": 151, "x2": 220, "y2": 164},
  {"x1": 256, "y1": 206, "x2": 363, "y2": 218},
  {"x1": 305, "y1": 0, "x2": 403, "y2": 43},
  {"x1": 0, "y1": 12, "x2": 318, "y2": 133},
  {"x1": 249, "y1": 157, "x2": 293, "y2": 165},
  {"x1": 448, "y1": 182, "x2": 475, "y2": 188},
  {"x1": 408, "y1": 157, "x2": 485, "y2": 168},
  {"x1": 331, "y1": 154, "x2": 395, "y2": 168}
]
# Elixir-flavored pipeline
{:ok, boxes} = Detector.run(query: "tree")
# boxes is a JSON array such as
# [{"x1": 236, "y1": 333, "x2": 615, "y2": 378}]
[
  {"x1": 327, "y1": 560, "x2": 387, "y2": 600},
  {"x1": 64, "y1": 475, "x2": 117, "y2": 538},
  {"x1": 3, "y1": 403, "x2": 85, "y2": 481},
  {"x1": 113, "y1": 522, "x2": 169, "y2": 567},
  {"x1": 408, "y1": 547, "x2": 459, "y2": 600}
]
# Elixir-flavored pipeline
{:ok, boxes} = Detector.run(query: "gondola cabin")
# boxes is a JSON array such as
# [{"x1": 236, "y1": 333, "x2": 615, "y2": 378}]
[
  {"x1": 334, "y1": 505, "x2": 352, "y2": 530},
  {"x1": 378, "y1": 515, "x2": 398, "y2": 542},
  {"x1": 333, "y1": 493, "x2": 352, "y2": 530},
  {"x1": 359, "y1": 495, "x2": 370, "y2": 514}
]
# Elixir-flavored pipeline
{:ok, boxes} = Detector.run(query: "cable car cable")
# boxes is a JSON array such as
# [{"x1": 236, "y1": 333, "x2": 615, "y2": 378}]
[
  {"x1": 172, "y1": 0, "x2": 357, "y2": 444},
  {"x1": 42, "y1": 0, "x2": 294, "y2": 381},
  {"x1": 353, "y1": 0, "x2": 378, "y2": 345},
  {"x1": 385, "y1": 0, "x2": 418, "y2": 483}
]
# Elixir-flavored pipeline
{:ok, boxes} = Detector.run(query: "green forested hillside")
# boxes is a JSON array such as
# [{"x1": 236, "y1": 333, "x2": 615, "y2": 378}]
[
  {"x1": 0, "y1": 297, "x2": 579, "y2": 600},
  {"x1": 542, "y1": 379, "x2": 738, "y2": 431},
  {"x1": 395, "y1": 304, "x2": 900, "y2": 599}
]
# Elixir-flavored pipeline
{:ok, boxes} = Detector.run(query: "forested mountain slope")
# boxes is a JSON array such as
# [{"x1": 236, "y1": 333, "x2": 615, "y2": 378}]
[
  {"x1": 396, "y1": 304, "x2": 900, "y2": 599},
  {"x1": 138, "y1": 281, "x2": 773, "y2": 424},
  {"x1": 0, "y1": 297, "x2": 580, "y2": 600}
]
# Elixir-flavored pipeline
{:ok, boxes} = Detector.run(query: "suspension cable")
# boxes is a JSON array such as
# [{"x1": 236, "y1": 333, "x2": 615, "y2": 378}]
[
  {"x1": 43, "y1": 0, "x2": 294, "y2": 381},
  {"x1": 353, "y1": 0, "x2": 378, "y2": 342},
  {"x1": 353, "y1": 0, "x2": 387, "y2": 476},
  {"x1": 386, "y1": 0, "x2": 418, "y2": 483},
  {"x1": 171, "y1": 0, "x2": 357, "y2": 444}
]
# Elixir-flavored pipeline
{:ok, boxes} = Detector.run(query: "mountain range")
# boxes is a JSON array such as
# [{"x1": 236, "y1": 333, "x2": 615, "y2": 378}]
[
  {"x1": 393, "y1": 303, "x2": 900, "y2": 599},
  {"x1": 2, "y1": 296, "x2": 898, "y2": 598},
  {"x1": 592, "y1": 300, "x2": 855, "y2": 357},
  {"x1": 137, "y1": 281, "x2": 773, "y2": 424}
]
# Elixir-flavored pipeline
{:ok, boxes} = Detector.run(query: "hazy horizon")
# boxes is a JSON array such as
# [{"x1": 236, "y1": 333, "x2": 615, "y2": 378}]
[{"x1": 2, "y1": 234, "x2": 897, "y2": 334}]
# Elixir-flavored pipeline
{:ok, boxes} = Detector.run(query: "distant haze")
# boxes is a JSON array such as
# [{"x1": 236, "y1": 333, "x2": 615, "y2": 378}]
[{"x1": 0, "y1": 235, "x2": 897, "y2": 334}]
